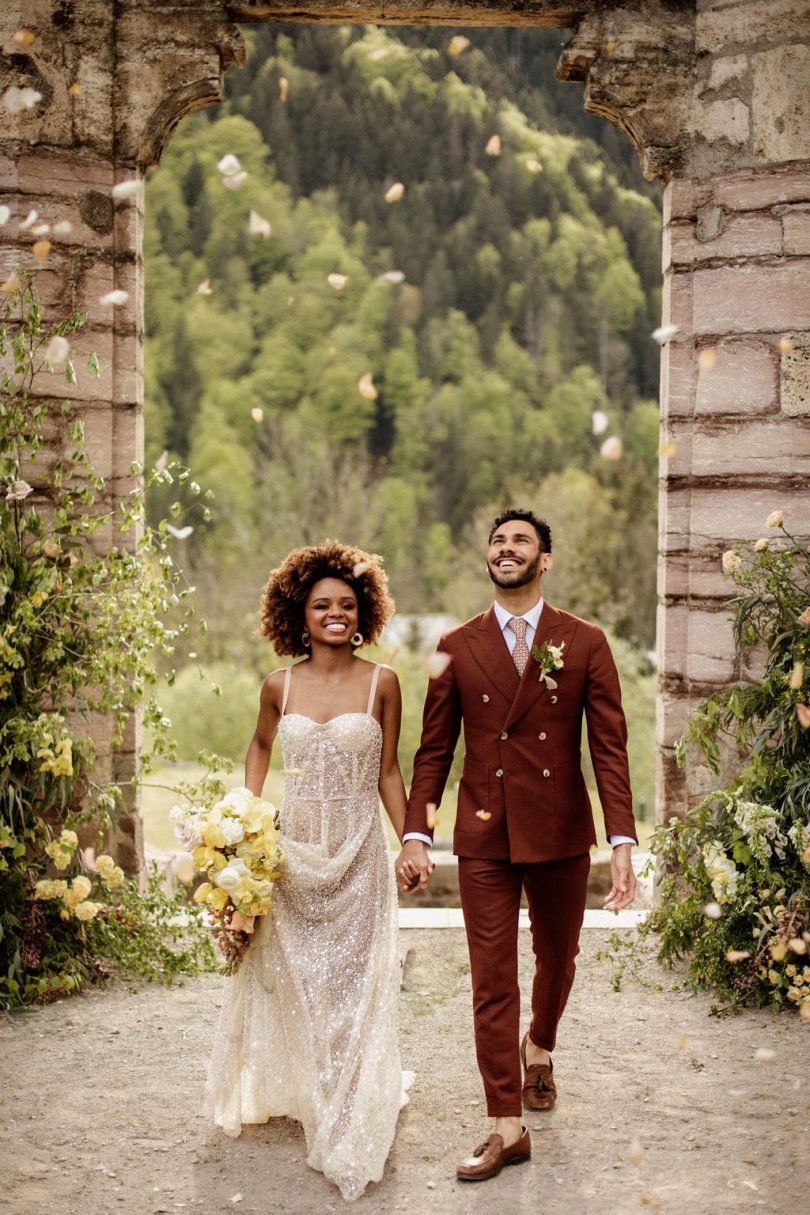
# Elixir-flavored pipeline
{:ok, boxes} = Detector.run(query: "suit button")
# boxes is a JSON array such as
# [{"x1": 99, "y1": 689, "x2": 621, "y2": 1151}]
[
  {"x1": 495, "y1": 768, "x2": 503, "y2": 777},
  {"x1": 538, "y1": 732, "x2": 547, "y2": 741},
  {"x1": 482, "y1": 694, "x2": 490, "y2": 703},
  {"x1": 500, "y1": 732, "x2": 508, "y2": 740},
  {"x1": 543, "y1": 769, "x2": 550, "y2": 778},
  {"x1": 550, "y1": 695, "x2": 558, "y2": 704}
]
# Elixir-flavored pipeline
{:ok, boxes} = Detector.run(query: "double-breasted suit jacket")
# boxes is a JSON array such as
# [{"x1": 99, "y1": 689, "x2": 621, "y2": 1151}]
[{"x1": 405, "y1": 602, "x2": 637, "y2": 863}]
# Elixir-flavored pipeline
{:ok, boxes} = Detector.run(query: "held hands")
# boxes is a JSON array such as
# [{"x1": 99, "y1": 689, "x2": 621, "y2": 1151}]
[
  {"x1": 604, "y1": 842, "x2": 636, "y2": 912},
  {"x1": 395, "y1": 840, "x2": 434, "y2": 894}
]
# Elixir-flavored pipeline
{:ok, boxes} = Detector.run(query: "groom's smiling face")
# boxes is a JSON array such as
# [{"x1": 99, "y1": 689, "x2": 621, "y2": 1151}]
[{"x1": 486, "y1": 520, "x2": 547, "y2": 590}]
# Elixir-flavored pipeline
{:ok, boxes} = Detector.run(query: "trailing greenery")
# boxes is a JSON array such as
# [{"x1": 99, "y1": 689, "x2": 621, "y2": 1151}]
[
  {"x1": 643, "y1": 516, "x2": 810, "y2": 1013},
  {"x1": 0, "y1": 280, "x2": 216, "y2": 1008},
  {"x1": 144, "y1": 24, "x2": 661, "y2": 666}
]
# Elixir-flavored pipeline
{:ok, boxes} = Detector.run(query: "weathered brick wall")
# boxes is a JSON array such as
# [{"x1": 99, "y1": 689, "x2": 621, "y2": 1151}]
[{"x1": 1, "y1": 0, "x2": 809, "y2": 867}]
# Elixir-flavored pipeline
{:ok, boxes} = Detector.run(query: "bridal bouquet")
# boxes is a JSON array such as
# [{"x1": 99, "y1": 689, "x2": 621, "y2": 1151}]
[{"x1": 171, "y1": 787, "x2": 283, "y2": 974}]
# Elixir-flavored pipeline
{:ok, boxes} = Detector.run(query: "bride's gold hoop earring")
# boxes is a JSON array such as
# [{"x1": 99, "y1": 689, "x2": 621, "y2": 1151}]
[
  {"x1": 351, "y1": 632, "x2": 364, "y2": 648},
  {"x1": 301, "y1": 630, "x2": 310, "y2": 647}
]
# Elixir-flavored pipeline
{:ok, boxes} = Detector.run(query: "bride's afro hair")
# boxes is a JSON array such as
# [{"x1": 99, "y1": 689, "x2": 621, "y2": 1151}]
[{"x1": 260, "y1": 540, "x2": 394, "y2": 657}]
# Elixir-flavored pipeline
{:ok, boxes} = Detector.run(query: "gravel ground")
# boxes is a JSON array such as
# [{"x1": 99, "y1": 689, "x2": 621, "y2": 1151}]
[{"x1": 1, "y1": 928, "x2": 806, "y2": 1215}]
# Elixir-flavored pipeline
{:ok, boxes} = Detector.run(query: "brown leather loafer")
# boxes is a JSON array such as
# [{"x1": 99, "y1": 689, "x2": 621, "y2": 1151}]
[
  {"x1": 456, "y1": 1126, "x2": 531, "y2": 1182},
  {"x1": 521, "y1": 1032, "x2": 557, "y2": 1110}
]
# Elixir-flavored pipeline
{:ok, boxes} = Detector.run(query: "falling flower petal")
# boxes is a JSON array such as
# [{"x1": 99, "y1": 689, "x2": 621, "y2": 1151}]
[
  {"x1": 352, "y1": 561, "x2": 371, "y2": 577},
  {"x1": 250, "y1": 407, "x2": 264, "y2": 423},
  {"x1": 287, "y1": 296, "x2": 294, "y2": 307},
  {"x1": 278, "y1": 75, "x2": 289, "y2": 103},
  {"x1": 485, "y1": 134, "x2": 502, "y2": 156},
  {"x1": 166, "y1": 524, "x2": 193, "y2": 540},
  {"x1": 380, "y1": 270, "x2": 405, "y2": 284},
  {"x1": 249, "y1": 209, "x2": 271, "y2": 237},
  {"x1": 19, "y1": 210, "x2": 38, "y2": 230},
  {"x1": 675, "y1": 1032, "x2": 688, "y2": 1052},
  {"x1": 796, "y1": 704, "x2": 810, "y2": 729},
  {"x1": 1, "y1": 272, "x2": 22, "y2": 294},
  {"x1": 426, "y1": 802, "x2": 438, "y2": 830},
  {"x1": 0, "y1": 205, "x2": 10, "y2": 226},
  {"x1": 197, "y1": 279, "x2": 212, "y2": 295},
  {"x1": 385, "y1": 182, "x2": 405, "y2": 204},
  {"x1": 800, "y1": 1001, "x2": 810, "y2": 1022},
  {"x1": 155, "y1": 450, "x2": 169, "y2": 472},
  {"x1": 112, "y1": 179, "x2": 139, "y2": 201},
  {"x1": 327, "y1": 273, "x2": 348, "y2": 290},
  {"x1": 42, "y1": 540, "x2": 62, "y2": 559},
  {"x1": 229, "y1": 1195, "x2": 243, "y2": 1206},
  {"x1": 32, "y1": 239, "x2": 51, "y2": 264},
  {"x1": 99, "y1": 290, "x2": 129, "y2": 306},
  {"x1": 788, "y1": 937, "x2": 807, "y2": 955},
  {"x1": 13, "y1": 29, "x2": 37, "y2": 47},
  {"x1": 44, "y1": 335, "x2": 70, "y2": 367},
  {"x1": 659, "y1": 439, "x2": 679, "y2": 457},
  {"x1": 778, "y1": 336, "x2": 794, "y2": 355},
  {"x1": 725, "y1": 949, "x2": 751, "y2": 962},
  {"x1": 698, "y1": 347, "x2": 716, "y2": 371},
  {"x1": 525, "y1": 157, "x2": 543, "y2": 174},
  {"x1": 82, "y1": 846, "x2": 97, "y2": 871},
  {"x1": 52, "y1": 220, "x2": 73, "y2": 236},
  {"x1": 5, "y1": 480, "x2": 34, "y2": 501},
  {"x1": 476, "y1": 809, "x2": 492, "y2": 821},
  {"x1": 651, "y1": 323, "x2": 679, "y2": 345},
  {"x1": 3, "y1": 86, "x2": 42, "y2": 113},
  {"x1": 448, "y1": 35, "x2": 471, "y2": 55},
  {"x1": 789, "y1": 662, "x2": 804, "y2": 690},
  {"x1": 68, "y1": 82, "x2": 81, "y2": 97},
  {"x1": 172, "y1": 852, "x2": 195, "y2": 885},
  {"x1": 358, "y1": 373, "x2": 378, "y2": 401},
  {"x1": 753, "y1": 1047, "x2": 775, "y2": 1061},
  {"x1": 591, "y1": 409, "x2": 609, "y2": 435},
  {"x1": 627, "y1": 1136, "x2": 645, "y2": 1163},
  {"x1": 424, "y1": 652, "x2": 452, "y2": 679},
  {"x1": 605, "y1": 40, "x2": 618, "y2": 54},
  {"x1": 222, "y1": 171, "x2": 248, "y2": 190},
  {"x1": 703, "y1": 902, "x2": 722, "y2": 919},
  {"x1": 217, "y1": 154, "x2": 241, "y2": 177},
  {"x1": 284, "y1": 768, "x2": 306, "y2": 777},
  {"x1": 369, "y1": 46, "x2": 392, "y2": 62},
  {"x1": 798, "y1": 607, "x2": 810, "y2": 626},
  {"x1": 31, "y1": 223, "x2": 50, "y2": 236},
  {"x1": 600, "y1": 435, "x2": 623, "y2": 461},
  {"x1": 381, "y1": 645, "x2": 400, "y2": 665}
]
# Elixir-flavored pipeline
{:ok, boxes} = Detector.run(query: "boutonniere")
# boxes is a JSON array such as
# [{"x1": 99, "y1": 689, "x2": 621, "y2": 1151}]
[{"x1": 531, "y1": 639, "x2": 565, "y2": 689}]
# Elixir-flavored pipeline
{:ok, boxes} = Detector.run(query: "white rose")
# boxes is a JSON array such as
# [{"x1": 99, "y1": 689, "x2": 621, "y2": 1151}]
[
  {"x1": 213, "y1": 858, "x2": 249, "y2": 895},
  {"x1": 722, "y1": 550, "x2": 741, "y2": 573},
  {"x1": 766, "y1": 510, "x2": 784, "y2": 529},
  {"x1": 220, "y1": 818, "x2": 245, "y2": 845}
]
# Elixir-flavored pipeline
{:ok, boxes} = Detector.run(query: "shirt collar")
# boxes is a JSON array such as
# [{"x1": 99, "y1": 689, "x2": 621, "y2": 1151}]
[{"x1": 493, "y1": 597, "x2": 544, "y2": 633}]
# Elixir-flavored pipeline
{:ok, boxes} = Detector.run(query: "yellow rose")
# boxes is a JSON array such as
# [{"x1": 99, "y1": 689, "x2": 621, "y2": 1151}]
[
  {"x1": 768, "y1": 968, "x2": 779, "y2": 985},
  {"x1": 96, "y1": 854, "x2": 116, "y2": 879},
  {"x1": 74, "y1": 901, "x2": 101, "y2": 922},
  {"x1": 60, "y1": 829, "x2": 78, "y2": 847},
  {"x1": 786, "y1": 964, "x2": 797, "y2": 978},
  {"x1": 101, "y1": 865, "x2": 125, "y2": 891}
]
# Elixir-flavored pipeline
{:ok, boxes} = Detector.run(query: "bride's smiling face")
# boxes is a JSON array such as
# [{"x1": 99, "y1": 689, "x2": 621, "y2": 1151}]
[{"x1": 304, "y1": 577, "x2": 360, "y2": 647}]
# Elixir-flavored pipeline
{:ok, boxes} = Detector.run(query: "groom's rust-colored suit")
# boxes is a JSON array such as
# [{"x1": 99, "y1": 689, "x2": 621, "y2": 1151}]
[{"x1": 404, "y1": 602, "x2": 636, "y2": 1115}]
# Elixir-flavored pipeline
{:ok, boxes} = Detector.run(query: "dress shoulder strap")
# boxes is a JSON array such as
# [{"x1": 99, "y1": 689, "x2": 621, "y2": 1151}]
[
  {"x1": 281, "y1": 665, "x2": 293, "y2": 716},
  {"x1": 366, "y1": 663, "x2": 382, "y2": 716}
]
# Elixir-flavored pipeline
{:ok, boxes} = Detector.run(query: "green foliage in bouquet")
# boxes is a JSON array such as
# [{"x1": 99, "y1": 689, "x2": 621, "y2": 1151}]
[
  {"x1": 646, "y1": 514, "x2": 810, "y2": 1013},
  {"x1": 0, "y1": 278, "x2": 216, "y2": 1008}
]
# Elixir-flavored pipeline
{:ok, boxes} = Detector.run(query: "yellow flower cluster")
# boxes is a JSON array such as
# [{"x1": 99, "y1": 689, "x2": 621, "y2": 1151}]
[
  {"x1": 37, "y1": 735, "x2": 73, "y2": 777},
  {"x1": 96, "y1": 853, "x2": 125, "y2": 890},
  {"x1": 172, "y1": 787, "x2": 283, "y2": 919},
  {"x1": 35, "y1": 873, "x2": 102, "y2": 921},
  {"x1": 44, "y1": 828, "x2": 79, "y2": 870}
]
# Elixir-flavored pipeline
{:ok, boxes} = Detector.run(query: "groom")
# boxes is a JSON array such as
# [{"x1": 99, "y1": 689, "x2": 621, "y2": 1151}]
[{"x1": 396, "y1": 508, "x2": 637, "y2": 1181}]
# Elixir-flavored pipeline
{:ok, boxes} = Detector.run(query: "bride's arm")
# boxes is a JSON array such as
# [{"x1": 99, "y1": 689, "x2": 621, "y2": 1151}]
[
  {"x1": 244, "y1": 671, "x2": 282, "y2": 797},
  {"x1": 377, "y1": 667, "x2": 408, "y2": 842}
]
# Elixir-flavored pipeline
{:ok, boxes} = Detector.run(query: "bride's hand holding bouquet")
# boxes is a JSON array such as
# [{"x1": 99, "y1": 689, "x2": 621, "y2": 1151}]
[{"x1": 171, "y1": 787, "x2": 283, "y2": 974}]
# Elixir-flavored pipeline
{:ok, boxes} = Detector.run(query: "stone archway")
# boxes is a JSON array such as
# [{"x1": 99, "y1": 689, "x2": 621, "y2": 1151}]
[{"x1": 2, "y1": 1, "x2": 809, "y2": 868}]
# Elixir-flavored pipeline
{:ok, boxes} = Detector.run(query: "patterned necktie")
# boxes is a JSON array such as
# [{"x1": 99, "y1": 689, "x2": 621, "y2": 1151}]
[{"x1": 507, "y1": 616, "x2": 529, "y2": 676}]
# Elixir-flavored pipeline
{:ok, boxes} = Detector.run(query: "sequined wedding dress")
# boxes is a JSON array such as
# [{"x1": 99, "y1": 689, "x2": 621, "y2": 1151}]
[{"x1": 205, "y1": 664, "x2": 410, "y2": 1203}]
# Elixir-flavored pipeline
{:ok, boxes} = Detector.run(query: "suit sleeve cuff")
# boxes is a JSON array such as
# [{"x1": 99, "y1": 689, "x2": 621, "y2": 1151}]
[
  {"x1": 402, "y1": 833, "x2": 433, "y2": 847},
  {"x1": 608, "y1": 835, "x2": 635, "y2": 847}
]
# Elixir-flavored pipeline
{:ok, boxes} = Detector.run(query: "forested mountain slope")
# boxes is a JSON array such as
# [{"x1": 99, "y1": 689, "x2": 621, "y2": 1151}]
[{"x1": 144, "y1": 24, "x2": 662, "y2": 652}]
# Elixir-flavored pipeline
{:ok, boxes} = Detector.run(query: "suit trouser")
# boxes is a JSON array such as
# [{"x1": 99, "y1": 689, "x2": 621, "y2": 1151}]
[{"x1": 458, "y1": 852, "x2": 591, "y2": 1117}]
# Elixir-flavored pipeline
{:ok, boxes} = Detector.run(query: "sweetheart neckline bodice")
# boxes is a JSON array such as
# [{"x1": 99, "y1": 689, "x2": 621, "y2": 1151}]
[{"x1": 281, "y1": 711, "x2": 382, "y2": 733}]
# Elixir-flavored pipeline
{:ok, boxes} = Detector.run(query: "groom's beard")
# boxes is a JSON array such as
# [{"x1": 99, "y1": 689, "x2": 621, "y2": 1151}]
[{"x1": 487, "y1": 553, "x2": 542, "y2": 589}]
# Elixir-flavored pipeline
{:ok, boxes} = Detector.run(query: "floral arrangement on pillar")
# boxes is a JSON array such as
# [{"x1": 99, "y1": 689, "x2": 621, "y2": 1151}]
[
  {"x1": 0, "y1": 278, "x2": 215, "y2": 1006},
  {"x1": 648, "y1": 512, "x2": 810, "y2": 1014}
]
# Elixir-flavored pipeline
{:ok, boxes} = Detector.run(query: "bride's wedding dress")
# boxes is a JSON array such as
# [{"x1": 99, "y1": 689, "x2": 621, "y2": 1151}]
[{"x1": 205, "y1": 664, "x2": 410, "y2": 1202}]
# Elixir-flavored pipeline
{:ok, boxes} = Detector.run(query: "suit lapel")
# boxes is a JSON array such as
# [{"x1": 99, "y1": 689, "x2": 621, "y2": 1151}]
[
  {"x1": 461, "y1": 606, "x2": 520, "y2": 704},
  {"x1": 503, "y1": 602, "x2": 574, "y2": 730}
]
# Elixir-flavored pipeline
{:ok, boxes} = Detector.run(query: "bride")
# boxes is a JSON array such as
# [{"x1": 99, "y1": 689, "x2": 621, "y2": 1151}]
[{"x1": 205, "y1": 541, "x2": 417, "y2": 1202}]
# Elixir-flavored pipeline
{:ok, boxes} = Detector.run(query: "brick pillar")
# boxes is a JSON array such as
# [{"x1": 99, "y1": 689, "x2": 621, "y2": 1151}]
[{"x1": 657, "y1": 162, "x2": 810, "y2": 816}]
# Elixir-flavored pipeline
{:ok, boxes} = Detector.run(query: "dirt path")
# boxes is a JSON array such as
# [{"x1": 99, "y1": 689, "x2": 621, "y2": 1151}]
[{"x1": 1, "y1": 929, "x2": 806, "y2": 1215}]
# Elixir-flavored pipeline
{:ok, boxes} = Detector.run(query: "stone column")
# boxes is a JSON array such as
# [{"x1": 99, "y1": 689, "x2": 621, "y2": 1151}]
[{"x1": 0, "y1": 1, "x2": 243, "y2": 872}]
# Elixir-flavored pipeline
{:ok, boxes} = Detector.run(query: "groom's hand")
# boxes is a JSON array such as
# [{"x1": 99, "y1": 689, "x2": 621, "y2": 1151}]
[
  {"x1": 396, "y1": 840, "x2": 433, "y2": 894},
  {"x1": 604, "y1": 842, "x2": 636, "y2": 912}
]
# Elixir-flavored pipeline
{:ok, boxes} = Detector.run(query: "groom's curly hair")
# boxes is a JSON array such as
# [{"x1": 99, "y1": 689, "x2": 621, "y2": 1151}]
[{"x1": 260, "y1": 540, "x2": 394, "y2": 656}]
